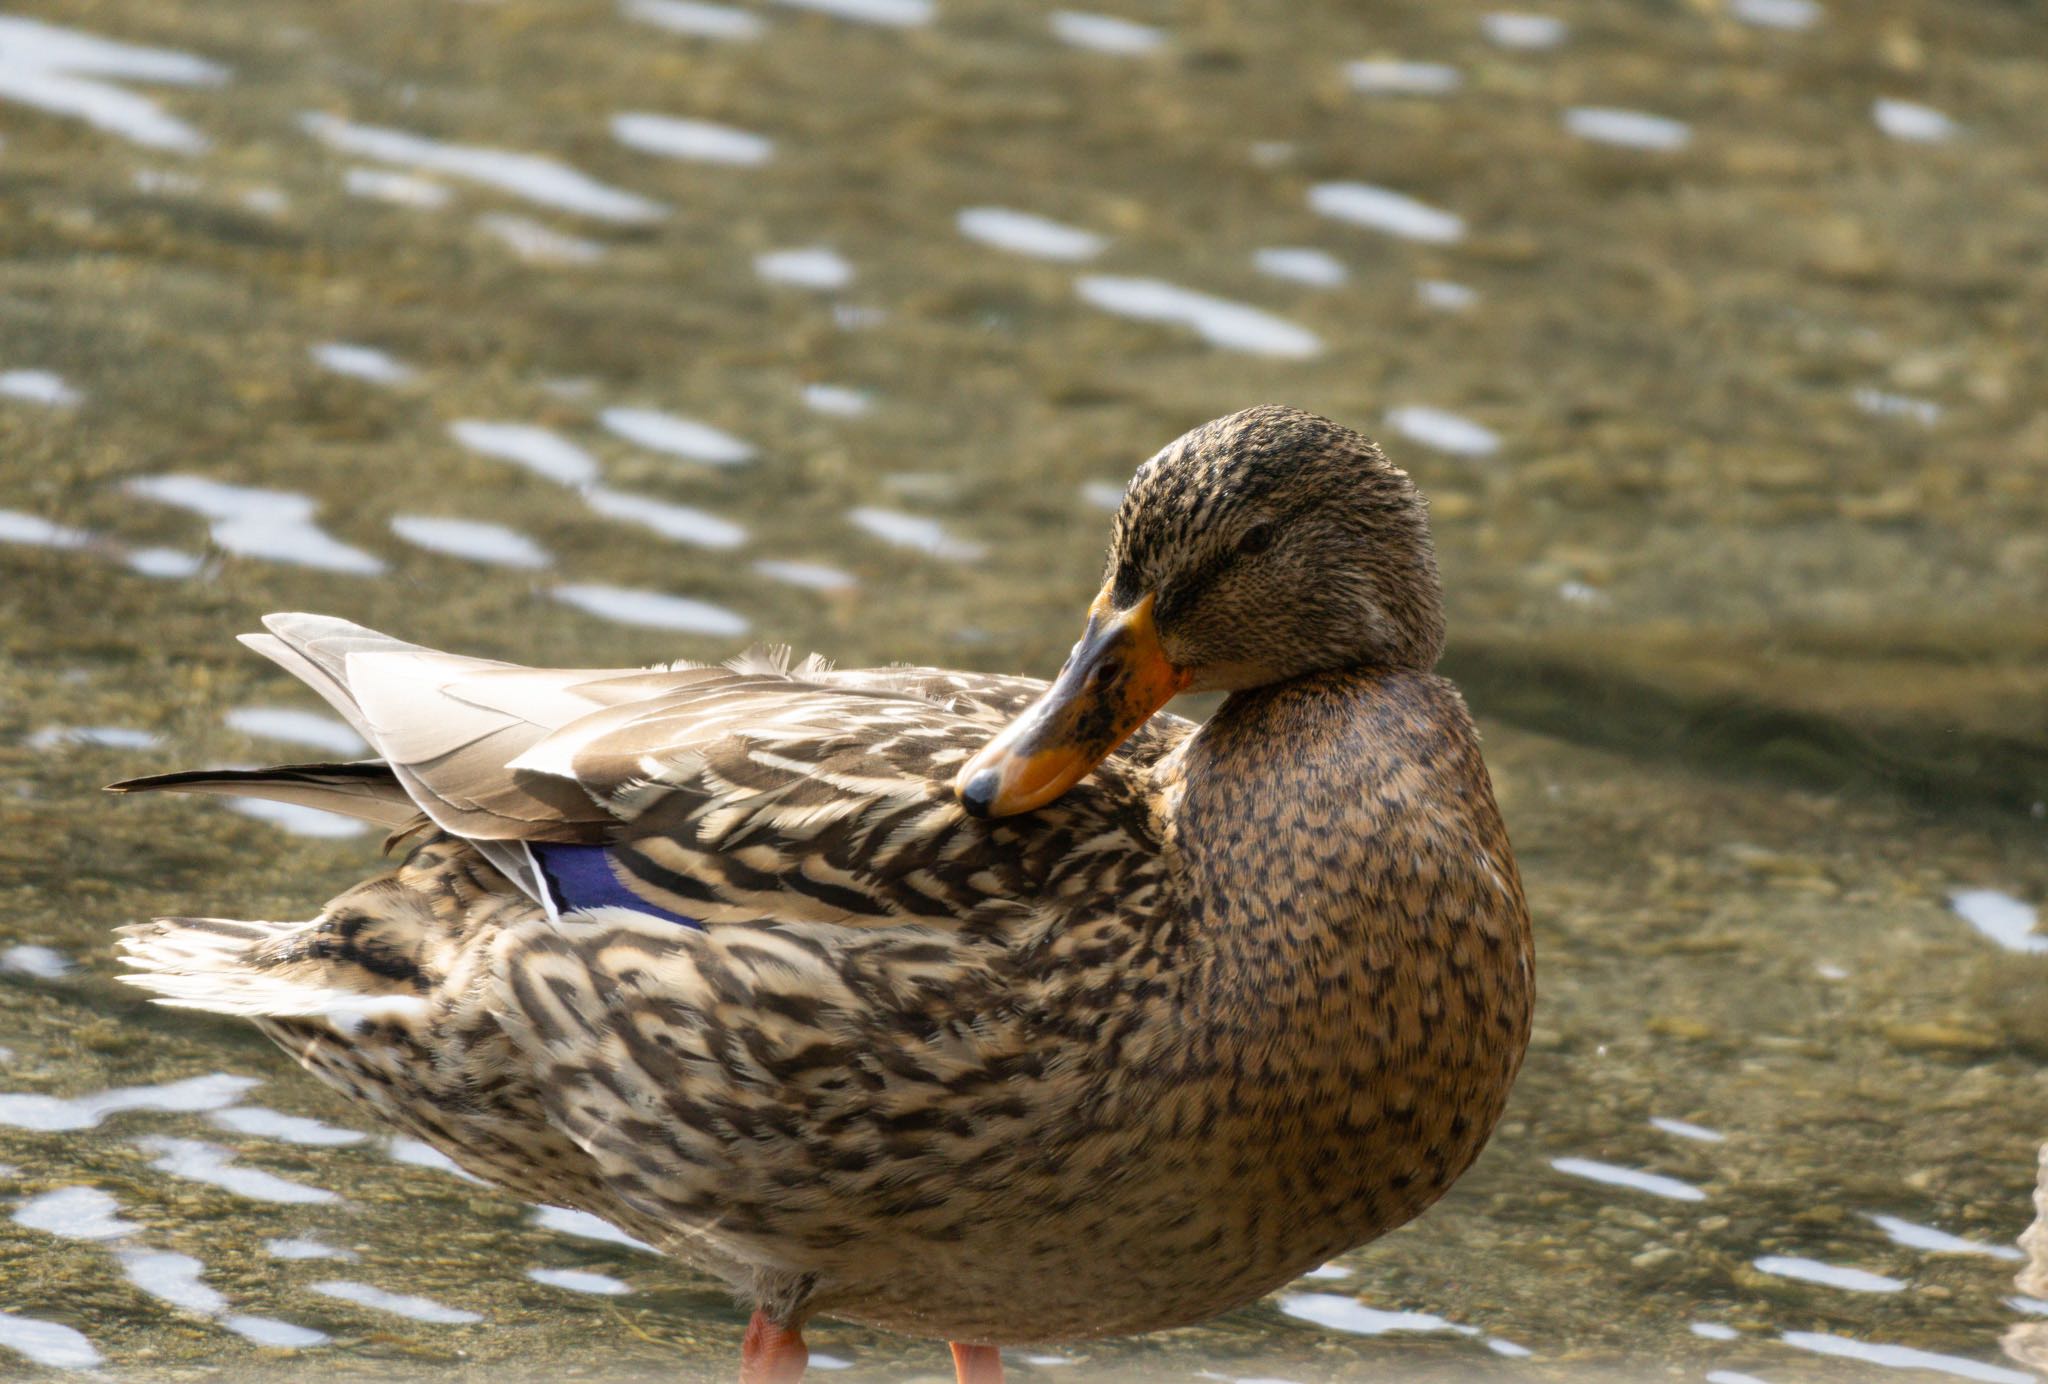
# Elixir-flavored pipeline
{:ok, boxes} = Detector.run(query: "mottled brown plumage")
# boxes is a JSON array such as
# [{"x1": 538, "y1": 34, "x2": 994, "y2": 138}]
[{"x1": 110, "y1": 405, "x2": 1533, "y2": 1374}]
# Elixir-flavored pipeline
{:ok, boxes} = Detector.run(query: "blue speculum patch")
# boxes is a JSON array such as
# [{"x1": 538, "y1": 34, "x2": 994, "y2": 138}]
[{"x1": 531, "y1": 842, "x2": 702, "y2": 928}]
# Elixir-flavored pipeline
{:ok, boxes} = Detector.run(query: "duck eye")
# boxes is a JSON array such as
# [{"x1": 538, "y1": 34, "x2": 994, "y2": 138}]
[{"x1": 1236, "y1": 523, "x2": 1275, "y2": 557}]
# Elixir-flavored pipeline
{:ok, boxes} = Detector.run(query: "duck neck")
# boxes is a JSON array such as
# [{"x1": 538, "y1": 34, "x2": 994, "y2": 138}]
[
  {"x1": 1141, "y1": 663, "x2": 1532, "y2": 1263},
  {"x1": 1160, "y1": 665, "x2": 1529, "y2": 1040}
]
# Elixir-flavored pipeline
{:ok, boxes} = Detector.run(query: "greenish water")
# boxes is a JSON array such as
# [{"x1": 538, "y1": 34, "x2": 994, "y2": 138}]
[{"x1": 3, "y1": 0, "x2": 2046, "y2": 1378}]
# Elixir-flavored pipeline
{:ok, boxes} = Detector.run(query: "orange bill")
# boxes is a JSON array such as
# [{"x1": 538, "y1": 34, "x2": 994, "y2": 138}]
[{"x1": 955, "y1": 591, "x2": 1190, "y2": 817}]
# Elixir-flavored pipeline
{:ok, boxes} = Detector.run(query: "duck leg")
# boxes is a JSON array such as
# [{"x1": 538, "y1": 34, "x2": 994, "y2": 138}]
[
  {"x1": 949, "y1": 1342, "x2": 1004, "y2": 1384},
  {"x1": 740, "y1": 1311, "x2": 809, "y2": 1384}
]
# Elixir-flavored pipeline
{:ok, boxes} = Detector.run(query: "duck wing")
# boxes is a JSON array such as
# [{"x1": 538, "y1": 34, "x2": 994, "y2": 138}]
[{"x1": 223, "y1": 613, "x2": 1184, "y2": 930}]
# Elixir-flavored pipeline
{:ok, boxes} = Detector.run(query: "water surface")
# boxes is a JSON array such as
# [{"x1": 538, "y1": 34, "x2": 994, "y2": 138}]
[{"x1": 3, "y1": 0, "x2": 2046, "y2": 1379}]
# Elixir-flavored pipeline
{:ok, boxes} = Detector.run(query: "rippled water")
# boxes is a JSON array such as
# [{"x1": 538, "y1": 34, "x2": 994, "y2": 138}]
[{"x1": 3, "y1": 0, "x2": 2046, "y2": 1379}]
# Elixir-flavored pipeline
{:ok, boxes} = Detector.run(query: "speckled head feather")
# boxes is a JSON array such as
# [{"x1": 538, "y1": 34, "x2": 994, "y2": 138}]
[{"x1": 1106, "y1": 404, "x2": 1445, "y2": 690}]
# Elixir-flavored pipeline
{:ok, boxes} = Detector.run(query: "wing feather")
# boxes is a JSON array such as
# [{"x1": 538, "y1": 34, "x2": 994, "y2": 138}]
[{"x1": 224, "y1": 613, "x2": 1190, "y2": 930}]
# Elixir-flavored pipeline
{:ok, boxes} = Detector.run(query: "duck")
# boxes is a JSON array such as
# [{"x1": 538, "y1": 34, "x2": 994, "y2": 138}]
[{"x1": 109, "y1": 404, "x2": 1534, "y2": 1384}]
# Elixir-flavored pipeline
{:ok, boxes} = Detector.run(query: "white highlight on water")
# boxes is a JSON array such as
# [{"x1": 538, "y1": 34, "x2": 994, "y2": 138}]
[
  {"x1": 0, "y1": 66, "x2": 207, "y2": 151},
  {"x1": 622, "y1": 0, "x2": 766, "y2": 41},
  {"x1": 1650, "y1": 1116, "x2": 1726, "y2": 1143},
  {"x1": 1854, "y1": 387, "x2": 1941, "y2": 426},
  {"x1": 766, "y1": 0, "x2": 933, "y2": 28},
  {"x1": 266, "y1": 1237, "x2": 356, "y2": 1261},
  {"x1": 227, "y1": 798, "x2": 371, "y2": 840},
  {"x1": 1278, "y1": 1293, "x2": 1478, "y2": 1338},
  {"x1": 119, "y1": 1248, "x2": 228, "y2": 1315},
  {"x1": 1751, "y1": 1255, "x2": 1904, "y2": 1293},
  {"x1": 26, "y1": 725, "x2": 160, "y2": 750},
  {"x1": 133, "y1": 167, "x2": 201, "y2": 197},
  {"x1": 126, "y1": 546, "x2": 205, "y2": 578},
  {"x1": 1566, "y1": 107, "x2": 1692, "y2": 151},
  {"x1": 1873, "y1": 99, "x2": 1957, "y2": 143},
  {"x1": 0, "y1": 511, "x2": 91, "y2": 550},
  {"x1": 126, "y1": 474, "x2": 385, "y2": 575},
  {"x1": 1550, "y1": 1157, "x2": 1706, "y2": 1201},
  {"x1": 848, "y1": 508, "x2": 987, "y2": 562},
  {"x1": 1417, "y1": 279, "x2": 1477, "y2": 311},
  {"x1": 212, "y1": 1105, "x2": 368, "y2": 1147},
  {"x1": 479, "y1": 212, "x2": 607, "y2": 265},
  {"x1": 957, "y1": 207, "x2": 1106, "y2": 262},
  {"x1": 532, "y1": 1204, "x2": 661, "y2": 1253},
  {"x1": 753, "y1": 559, "x2": 856, "y2": 592},
  {"x1": 217, "y1": 521, "x2": 383, "y2": 574},
  {"x1": 2, "y1": 945, "x2": 74, "y2": 979},
  {"x1": 1482, "y1": 12, "x2": 1568, "y2": 48},
  {"x1": 0, "y1": 16, "x2": 225, "y2": 85},
  {"x1": 0, "y1": 1313, "x2": 101, "y2": 1371},
  {"x1": 224, "y1": 1315, "x2": 329, "y2": 1348},
  {"x1": 612, "y1": 112, "x2": 772, "y2": 165},
  {"x1": 1950, "y1": 889, "x2": 2047, "y2": 954},
  {"x1": 600, "y1": 407, "x2": 756, "y2": 465},
  {"x1": 0, "y1": 16, "x2": 224, "y2": 155},
  {"x1": 527, "y1": 1266, "x2": 632, "y2": 1295},
  {"x1": 310, "y1": 342, "x2": 414, "y2": 385},
  {"x1": 1049, "y1": 11, "x2": 1165, "y2": 55},
  {"x1": 1387, "y1": 405, "x2": 1500, "y2": 457},
  {"x1": 553, "y1": 585, "x2": 751, "y2": 636},
  {"x1": 1780, "y1": 1330, "x2": 2031, "y2": 1384},
  {"x1": 344, "y1": 165, "x2": 453, "y2": 208},
  {"x1": 1075, "y1": 276, "x2": 1322, "y2": 358},
  {"x1": 1865, "y1": 1213, "x2": 2024, "y2": 1260},
  {"x1": 1308, "y1": 183, "x2": 1464, "y2": 244},
  {"x1": 127, "y1": 475, "x2": 311, "y2": 521},
  {"x1": 226, "y1": 707, "x2": 368, "y2": 756},
  {"x1": 1732, "y1": 0, "x2": 1822, "y2": 30},
  {"x1": 585, "y1": 488, "x2": 748, "y2": 549},
  {"x1": 387, "y1": 1136, "x2": 486, "y2": 1184},
  {"x1": 309, "y1": 1281, "x2": 483, "y2": 1325},
  {"x1": 1344, "y1": 60, "x2": 1460, "y2": 95},
  {"x1": 1254, "y1": 247, "x2": 1347, "y2": 287},
  {"x1": 136, "y1": 1136, "x2": 341, "y2": 1204},
  {"x1": 300, "y1": 112, "x2": 665, "y2": 223},
  {"x1": 13, "y1": 1186, "x2": 140, "y2": 1240},
  {"x1": 0, "y1": 369, "x2": 82, "y2": 406},
  {"x1": 0, "y1": 1072, "x2": 257, "y2": 1132},
  {"x1": 390, "y1": 515, "x2": 552, "y2": 569},
  {"x1": 1691, "y1": 1322, "x2": 1739, "y2": 1340},
  {"x1": 801, "y1": 384, "x2": 872, "y2": 417},
  {"x1": 449, "y1": 421, "x2": 601, "y2": 486},
  {"x1": 755, "y1": 247, "x2": 854, "y2": 290}
]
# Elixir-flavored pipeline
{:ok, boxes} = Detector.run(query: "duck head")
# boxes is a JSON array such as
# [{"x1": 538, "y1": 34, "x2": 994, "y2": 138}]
[{"x1": 956, "y1": 404, "x2": 1446, "y2": 818}]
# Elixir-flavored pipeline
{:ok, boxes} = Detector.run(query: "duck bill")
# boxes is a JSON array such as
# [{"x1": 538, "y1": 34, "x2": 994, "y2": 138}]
[{"x1": 955, "y1": 591, "x2": 1189, "y2": 818}]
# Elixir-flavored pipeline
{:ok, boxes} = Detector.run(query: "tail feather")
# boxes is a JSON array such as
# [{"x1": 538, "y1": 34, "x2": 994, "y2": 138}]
[
  {"x1": 236, "y1": 614, "x2": 549, "y2": 900},
  {"x1": 106, "y1": 762, "x2": 422, "y2": 830},
  {"x1": 118, "y1": 914, "x2": 430, "y2": 1023}
]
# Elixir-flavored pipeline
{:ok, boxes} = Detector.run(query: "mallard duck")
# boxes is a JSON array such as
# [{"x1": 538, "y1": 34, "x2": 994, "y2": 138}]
[{"x1": 109, "y1": 405, "x2": 1533, "y2": 1384}]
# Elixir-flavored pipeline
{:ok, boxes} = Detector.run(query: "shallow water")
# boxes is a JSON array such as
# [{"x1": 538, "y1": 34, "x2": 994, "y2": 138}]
[{"x1": 3, "y1": 0, "x2": 2046, "y2": 1379}]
